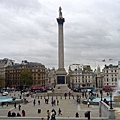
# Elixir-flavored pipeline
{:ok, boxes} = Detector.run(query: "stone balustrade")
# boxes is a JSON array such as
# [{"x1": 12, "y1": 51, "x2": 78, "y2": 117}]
[{"x1": 99, "y1": 101, "x2": 115, "y2": 119}]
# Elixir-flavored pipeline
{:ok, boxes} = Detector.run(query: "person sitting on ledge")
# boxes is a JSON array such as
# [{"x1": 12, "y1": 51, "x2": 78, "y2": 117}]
[
  {"x1": 103, "y1": 98, "x2": 109, "y2": 105},
  {"x1": 8, "y1": 111, "x2": 11, "y2": 117},
  {"x1": 17, "y1": 113, "x2": 21, "y2": 117},
  {"x1": 75, "y1": 112, "x2": 79, "y2": 117}
]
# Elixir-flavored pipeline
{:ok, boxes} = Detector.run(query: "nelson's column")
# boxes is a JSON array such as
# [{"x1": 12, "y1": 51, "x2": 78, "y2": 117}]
[{"x1": 54, "y1": 7, "x2": 70, "y2": 94}]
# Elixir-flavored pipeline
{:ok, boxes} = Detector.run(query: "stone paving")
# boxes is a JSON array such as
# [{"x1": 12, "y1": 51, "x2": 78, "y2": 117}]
[{"x1": 0, "y1": 91, "x2": 120, "y2": 119}]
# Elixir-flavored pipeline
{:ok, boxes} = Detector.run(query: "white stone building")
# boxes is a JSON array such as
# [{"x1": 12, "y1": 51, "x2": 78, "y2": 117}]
[
  {"x1": 45, "y1": 67, "x2": 56, "y2": 88},
  {"x1": 68, "y1": 64, "x2": 96, "y2": 88},
  {"x1": 102, "y1": 64, "x2": 118, "y2": 87}
]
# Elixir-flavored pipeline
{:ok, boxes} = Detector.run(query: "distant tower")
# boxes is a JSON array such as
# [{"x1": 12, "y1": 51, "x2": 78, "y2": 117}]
[
  {"x1": 56, "y1": 7, "x2": 67, "y2": 84},
  {"x1": 97, "y1": 65, "x2": 101, "y2": 73}
]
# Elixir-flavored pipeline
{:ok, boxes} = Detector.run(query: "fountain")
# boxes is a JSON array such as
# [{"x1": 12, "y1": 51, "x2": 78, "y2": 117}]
[
  {"x1": 0, "y1": 96, "x2": 22, "y2": 104},
  {"x1": 83, "y1": 80, "x2": 120, "y2": 105},
  {"x1": 114, "y1": 80, "x2": 120, "y2": 101}
]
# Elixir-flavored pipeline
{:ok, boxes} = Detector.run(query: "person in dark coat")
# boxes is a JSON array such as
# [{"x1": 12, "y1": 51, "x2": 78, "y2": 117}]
[
  {"x1": 8, "y1": 111, "x2": 11, "y2": 117},
  {"x1": 38, "y1": 100, "x2": 40, "y2": 105},
  {"x1": 22, "y1": 110, "x2": 25, "y2": 117},
  {"x1": 14, "y1": 102, "x2": 16, "y2": 108},
  {"x1": 58, "y1": 108, "x2": 62, "y2": 115},
  {"x1": 18, "y1": 104, "x2": 21, "y2": 110},
  {"x1": 75, "y1": 112, "x2": 79, "y2": 117}
]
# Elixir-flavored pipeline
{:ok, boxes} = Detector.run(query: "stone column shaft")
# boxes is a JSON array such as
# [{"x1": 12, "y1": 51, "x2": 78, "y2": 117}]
[{"x1": 58, "y1": 24, "x2": 64, "y2": 69}]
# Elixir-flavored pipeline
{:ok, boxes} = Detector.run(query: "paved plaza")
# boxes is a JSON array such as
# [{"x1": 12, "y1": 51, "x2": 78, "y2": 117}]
[{"x1": 0, "y1": 91, "x2": 120, "y2": 120}]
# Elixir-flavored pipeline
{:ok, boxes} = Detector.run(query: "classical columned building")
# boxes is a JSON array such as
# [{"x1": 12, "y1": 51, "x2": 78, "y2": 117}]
[{"x1": 68, "y1": 64, "x2": 96, "y2": 88}]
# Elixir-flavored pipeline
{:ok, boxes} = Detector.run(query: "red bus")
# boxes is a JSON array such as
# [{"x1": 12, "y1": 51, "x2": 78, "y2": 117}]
[{"x1": 104, "y1": 85, "x2": 116, "y2": 92}]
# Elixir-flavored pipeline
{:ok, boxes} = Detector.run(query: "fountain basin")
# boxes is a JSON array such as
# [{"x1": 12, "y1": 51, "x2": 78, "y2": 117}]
[
  {"x1": 82, "y1": 96, "x2": 111, "y2": 105},
  {"x1": 114, "y1": 96, "x2": 120, "y2": 101},
  {"x1": 0, "y1": 96, "x2": 22, "y2": 104}
]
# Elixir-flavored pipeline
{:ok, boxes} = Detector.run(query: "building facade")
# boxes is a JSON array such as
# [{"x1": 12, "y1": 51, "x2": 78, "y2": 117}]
[
  {"x1": 68, "y1": 64, "x2": 96, "y2": 88},
  {"x1": 0, "y1": 58, "x2": 15, "y2": 87},
  {"x1": 45, "y1": 67, "x2": 56, "y2": 88},
  {"x1": 5, "y1": 60, "x2": 45, "y2": 88},
  {"x1": 102, "y1": 64, "x2": 118, "y2": 87}
]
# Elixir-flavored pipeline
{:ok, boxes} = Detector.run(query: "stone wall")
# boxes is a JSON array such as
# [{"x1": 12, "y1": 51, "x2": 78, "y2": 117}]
[{"x1": 99, "y1": 101, "x2": 115, "y2": 119}]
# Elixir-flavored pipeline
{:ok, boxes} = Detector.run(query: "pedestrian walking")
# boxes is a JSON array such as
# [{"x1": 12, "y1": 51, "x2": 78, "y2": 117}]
[
  {"x1": 58, "y1": 108, "x2": 62, "y2": 115},
  {"x1": 38, "y1": 100, "x2": 40, "y2": 105},
  {"x1": 18, "y1": 104, "x2": 21, "y2": 110},
  {"x1": 14, "y1": 102, "x2": 16, "y2": 108},
  {"x1": 51, "y1": 110, "x2": 56, "y2": 120},
  {"x1": 33, "y1": 99, "x2": 36, "y2": 106},
  {"x1": 47, "y1": 110, "x2": 50, "y2": 120},
  {"x1": 57, "y1": 99, "x2": 59, "y2": 105},
  {"x1": 87, "y1": 101, "x2": 90, "y2": 107}
]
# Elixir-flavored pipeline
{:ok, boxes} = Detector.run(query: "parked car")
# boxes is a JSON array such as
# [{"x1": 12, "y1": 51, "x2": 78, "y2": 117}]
[
  {"x1": 2, "y1": 92, "x2": 8, "y2": 96},
  {"x1": 73, "y1": 87, "x2": 81, "y2": 92},
  {"x1": 41, "y1": 88, "x2": 47, "y2": 92},
  {"x1": 35, "y1": 90, "x2": 42, "y2": 93}
]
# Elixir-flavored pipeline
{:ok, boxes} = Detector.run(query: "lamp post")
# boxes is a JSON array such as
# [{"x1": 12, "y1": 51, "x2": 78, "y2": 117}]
[
  {"x1": 100, "y1": 90, "x2": 103, "y2": 101},
  {"x1": 110, "y1": 90, "x2": 113, "y2": 109}
]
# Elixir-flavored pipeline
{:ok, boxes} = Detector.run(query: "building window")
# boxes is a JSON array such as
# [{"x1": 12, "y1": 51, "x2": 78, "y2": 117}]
[{"x1": 115, "y1": 78, "x2": 117, "y2": 81}]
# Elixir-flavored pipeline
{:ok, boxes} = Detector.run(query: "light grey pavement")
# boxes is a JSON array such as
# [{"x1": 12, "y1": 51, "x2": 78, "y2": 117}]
[{"x1": 0, "y1": 91, "x2": 120, "y2": 119}]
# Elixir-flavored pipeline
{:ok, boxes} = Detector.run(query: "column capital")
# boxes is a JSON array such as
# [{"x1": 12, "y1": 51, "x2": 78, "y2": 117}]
[{"x1": 57, "y1": 18, "x2": 65, "y2": 25}]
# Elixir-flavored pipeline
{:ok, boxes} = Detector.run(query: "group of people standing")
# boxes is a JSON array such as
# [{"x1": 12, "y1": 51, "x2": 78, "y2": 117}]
[{"x1": 47, "y1": 108, "x2": 62, "y2": 120}]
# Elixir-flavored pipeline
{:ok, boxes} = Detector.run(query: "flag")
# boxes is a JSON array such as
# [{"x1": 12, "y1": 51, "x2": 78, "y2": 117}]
[
  {"x1": 102, "y1": 59, "x2": 105, "y2": 62},
  {"x1": 109, "y1": 59, "x2": 112, "y2": 61}
]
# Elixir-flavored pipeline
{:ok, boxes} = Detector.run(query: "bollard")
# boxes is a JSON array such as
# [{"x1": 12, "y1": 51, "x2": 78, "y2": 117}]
[
  {"x1": 38, "y1": 96, "x2": 39, "y2": 99},
  {"x1": 73, "y1": 95, "x2": 74, "y2": 99},
  {"x1": 41, "y1": 96, "x2": 42, "y2": 99},
  {"x1": 38, "y1": 109, "x2": 41, "y2": 113}
]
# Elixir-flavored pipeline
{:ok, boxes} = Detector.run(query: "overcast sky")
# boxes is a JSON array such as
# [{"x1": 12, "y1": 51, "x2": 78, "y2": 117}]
[{"x1": 0, "y1": 0, "x2": 120, "y2": 71}]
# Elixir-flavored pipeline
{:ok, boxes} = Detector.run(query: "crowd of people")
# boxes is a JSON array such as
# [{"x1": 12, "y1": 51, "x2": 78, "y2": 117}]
[{"x1": 1, "y1": 89, "x2": 105, "y2": 119}]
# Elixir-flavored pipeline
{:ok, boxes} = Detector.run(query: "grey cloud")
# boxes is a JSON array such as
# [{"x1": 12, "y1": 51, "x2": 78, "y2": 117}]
[{"x1": 0, "y1": 0, "x2": 120, "y2": 70}]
